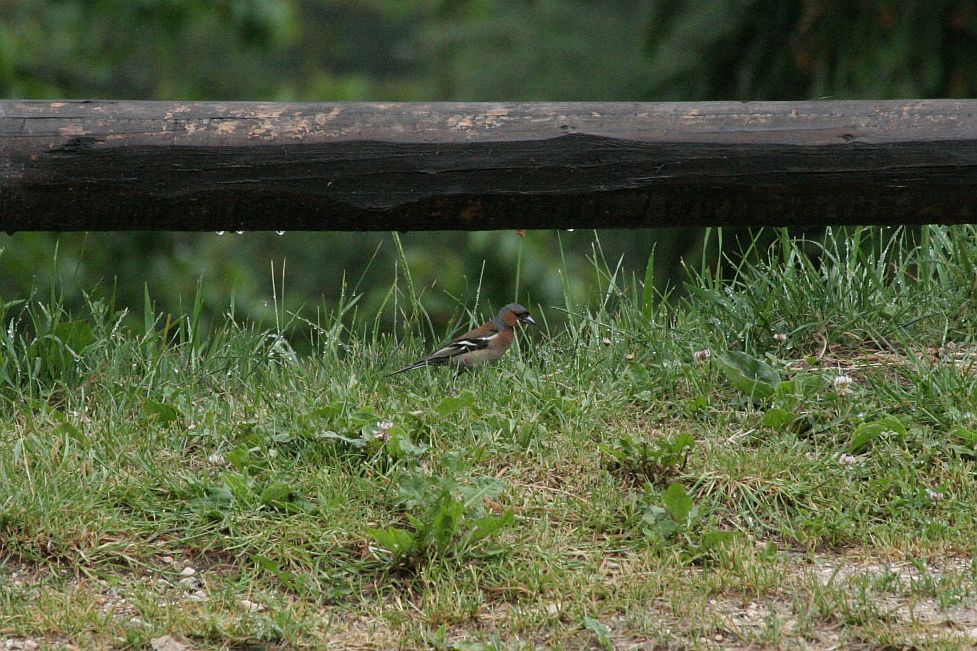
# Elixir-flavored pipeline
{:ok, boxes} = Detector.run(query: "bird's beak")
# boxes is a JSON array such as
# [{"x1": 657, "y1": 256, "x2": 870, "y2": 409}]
[{"x1": 519, "y1": 314, "x2": 536, "y2": 325}]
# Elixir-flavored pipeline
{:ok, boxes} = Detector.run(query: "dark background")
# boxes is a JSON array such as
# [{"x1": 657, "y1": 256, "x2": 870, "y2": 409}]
[{"x1": 2, "y1": 0, "x2": 976, "y2": 327}]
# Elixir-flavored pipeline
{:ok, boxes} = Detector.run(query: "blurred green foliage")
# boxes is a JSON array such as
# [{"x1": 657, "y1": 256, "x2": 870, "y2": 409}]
[
  {"x1": 644, "y1": 0, "x2": 977, "y2": 100},
  {"x1": 2, "y1": 0, "x2": 977, "y2": 328}
]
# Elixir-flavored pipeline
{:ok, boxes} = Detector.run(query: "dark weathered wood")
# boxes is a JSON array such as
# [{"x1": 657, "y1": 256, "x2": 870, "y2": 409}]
[{"x1": 2, "y1": 99, "x2": 977, "y2": 231}]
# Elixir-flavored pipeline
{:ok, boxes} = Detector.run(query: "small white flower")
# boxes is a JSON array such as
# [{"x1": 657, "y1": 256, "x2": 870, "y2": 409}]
[
  {"x1": 833, "y1": 374, "x2": 854, "y2": 395},
  {"x1": 376, "y1": 420, "x2": 394, "y2": 441},
  {"x1": 773, "y1": 333, "x2": 788, "y2": 342},
  {"x1": 693, "y1": 349, "x2": 711, "y2": 363},
  {"x1": 926, "y1": 488, "x2": 945, "y2": 502},
  {"x1": 838, "y1": 453, "x2": 857, "y2": 466}
]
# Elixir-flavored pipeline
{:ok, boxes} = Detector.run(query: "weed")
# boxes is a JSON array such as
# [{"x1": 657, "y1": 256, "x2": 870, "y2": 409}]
[
  {"x1": 368, "y1": 460, "x2": 513, "y2": 568},
  {"x1": 601, "y1": 431, "x2": 694, "y2": 485}
]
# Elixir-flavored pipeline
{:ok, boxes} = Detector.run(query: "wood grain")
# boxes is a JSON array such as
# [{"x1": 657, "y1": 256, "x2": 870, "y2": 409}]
[{"x1": 1, "y1": 100, "x2": 976, "y2": 231}]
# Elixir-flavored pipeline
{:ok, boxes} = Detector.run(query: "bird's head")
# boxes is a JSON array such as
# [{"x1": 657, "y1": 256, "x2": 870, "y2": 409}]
[{"x1": 497, "y1": 303, "x2": 535, "y2": 329}]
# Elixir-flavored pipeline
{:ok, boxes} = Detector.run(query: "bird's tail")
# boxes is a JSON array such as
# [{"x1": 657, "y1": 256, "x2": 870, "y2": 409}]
[
  {"x1": 384, "y1": 354, "x2": 456, "y2": 377},
  {"x1": 383, "y1": 361, "x2": 429, "y2": 377}
]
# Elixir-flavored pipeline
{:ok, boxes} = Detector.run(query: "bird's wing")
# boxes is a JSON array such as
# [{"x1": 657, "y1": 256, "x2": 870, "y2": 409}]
[{"x1": 425, "y1": 331, "x2": 497, "y2": 361}]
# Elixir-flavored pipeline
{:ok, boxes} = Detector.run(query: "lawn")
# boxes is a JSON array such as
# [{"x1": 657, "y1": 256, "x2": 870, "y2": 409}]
[{"x1": 2, "y1": 227, "x2": 977, "y2": 649}]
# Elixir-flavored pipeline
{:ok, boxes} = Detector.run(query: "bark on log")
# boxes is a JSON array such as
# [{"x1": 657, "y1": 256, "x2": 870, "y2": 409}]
[{"x1": 1, "y1": 99, "x2": 976, "y2": 231}]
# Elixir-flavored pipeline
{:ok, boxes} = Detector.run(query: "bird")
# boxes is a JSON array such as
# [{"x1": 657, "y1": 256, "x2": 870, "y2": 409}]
[{"x1": 386, "y1": 303, "x2": 535, "y2": 376}]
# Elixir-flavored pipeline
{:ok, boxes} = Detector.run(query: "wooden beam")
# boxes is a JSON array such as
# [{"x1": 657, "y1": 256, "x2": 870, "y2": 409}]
[{"x1": 2, "y1": 99, "x2": 977, "y2": 231}]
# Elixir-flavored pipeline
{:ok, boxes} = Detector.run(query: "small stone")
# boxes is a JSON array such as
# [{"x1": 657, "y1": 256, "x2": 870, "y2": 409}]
[
  {"x1": 546, "y1": 603, "x2": 561, "y2": 617},
  {"x1": 150, "y1": 636, "x2": 186, "y2": 651},
  {"x1": 186, "y1": 590, "x2": 207, "y2": 602},
  {"x1": 241, "y1": 599, "x2": 265, "y2": 613},
  {"x1": 179, "y1": 566, "x2": 196, "y2": 577},
  {"x1": 4, "y1": 642, "x2": 36, "y2": 651}
]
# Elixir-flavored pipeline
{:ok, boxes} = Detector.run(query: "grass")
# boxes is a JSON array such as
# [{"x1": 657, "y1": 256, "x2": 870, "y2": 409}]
[{"x1": 2, "y1": 225, "x2": 977, "y2": 649}]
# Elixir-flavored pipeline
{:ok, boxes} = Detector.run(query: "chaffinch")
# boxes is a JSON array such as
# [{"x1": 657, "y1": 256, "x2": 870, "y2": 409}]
[{"x1": 386, "y1": 303, "x2": 535, "y2": 376}]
